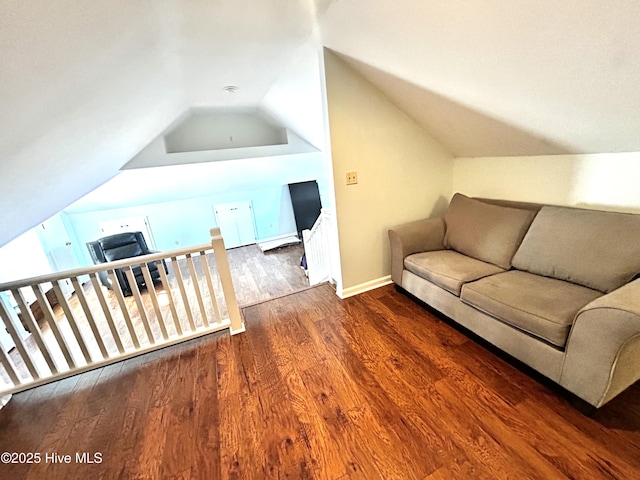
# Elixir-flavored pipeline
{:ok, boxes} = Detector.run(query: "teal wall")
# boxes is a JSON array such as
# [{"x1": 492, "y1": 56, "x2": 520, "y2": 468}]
[{"x1": 65, "y1": 184, "x2": 319, "y2": 266}]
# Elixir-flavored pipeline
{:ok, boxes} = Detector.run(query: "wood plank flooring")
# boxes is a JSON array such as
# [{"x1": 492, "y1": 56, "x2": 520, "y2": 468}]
[
  {"x1": 1, "y1": 283, "x2": 639, "y2": 479},
  {"x1": 225, "y1": 243, "x2": 308, "y2": 306},
  {"x1": 1, "y1": 244, "x2": 309, "y2": 385}
]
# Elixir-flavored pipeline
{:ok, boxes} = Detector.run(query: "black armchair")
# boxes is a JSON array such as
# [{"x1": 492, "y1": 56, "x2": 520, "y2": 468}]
[{"x1": 86, "y1": 232, "x2": 165, "y2": 296}]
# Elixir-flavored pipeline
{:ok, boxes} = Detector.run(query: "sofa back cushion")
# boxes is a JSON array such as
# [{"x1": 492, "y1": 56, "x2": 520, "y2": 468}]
[
  {"x1": 512, "y1": 206, "x2": 640, "y2": 293},
  {"x1": 444, "y1": 193, "x2": 538, "y2": 269}
]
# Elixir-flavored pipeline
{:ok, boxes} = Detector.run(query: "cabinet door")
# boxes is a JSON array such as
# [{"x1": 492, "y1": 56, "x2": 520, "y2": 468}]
[
  {"x1": 38, "y1": 214, "x2": 78, "y2": 297},
  {"x1": 98, "y1": 216, "x2": 156, "y2": 250},
  {"x1": 213, "y1": 202, "x2": 257, "y2": 249}
]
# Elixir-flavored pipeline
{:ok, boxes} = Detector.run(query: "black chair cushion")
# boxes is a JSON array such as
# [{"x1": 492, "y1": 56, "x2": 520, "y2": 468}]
[
  {"x1": 103, "y1": 242, "x2": 144, "y2": 262},
  {"x1": 99, "y1": 232, "x2": 143, "y2": 250}
]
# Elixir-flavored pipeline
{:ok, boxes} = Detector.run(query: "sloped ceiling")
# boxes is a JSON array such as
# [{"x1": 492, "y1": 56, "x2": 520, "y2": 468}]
[
  {"x1": 331, "y1": 53, "x2": 570, "y2": 158},
  {"x1": 319, "y1": 0, "x2": 640, "y2": 155},
  {"x1": 3, "y1": 0, "x2": 640, "y2": 246},
  {"x1": 0, "y1": 0, "x2": 333, "y2": 246}
]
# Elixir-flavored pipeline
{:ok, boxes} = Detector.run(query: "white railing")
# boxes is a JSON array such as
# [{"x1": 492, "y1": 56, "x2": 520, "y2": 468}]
[
  {"x1": 302, "y1": 209, "x2": 333, "y2": 286},
  {"x1": 0, "y1": 227, "x2": 243, "y2": 396}
]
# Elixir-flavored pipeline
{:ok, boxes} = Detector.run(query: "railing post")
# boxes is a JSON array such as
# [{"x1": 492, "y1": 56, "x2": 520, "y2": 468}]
[{"x1": 210, "y1": 228, "x2": 245, "y2": 335}]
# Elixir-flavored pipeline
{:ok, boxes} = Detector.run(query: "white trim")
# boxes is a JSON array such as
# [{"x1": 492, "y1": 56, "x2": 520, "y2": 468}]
[
  {"x1": 337, "y1": 275, "x2": 393, "y2": 299},
  {"x1": 256, "y1": 233, "x2": 301, "y2": 252},
  {"x1": 318, "y1": 48, "x2": 344, "y2": 296},
  {"x1": 230, "y1": 324, "x2": 247, "y2": 336},
  {"x1": 255, "y1": 232, "x2": 299, "y2": 244}
]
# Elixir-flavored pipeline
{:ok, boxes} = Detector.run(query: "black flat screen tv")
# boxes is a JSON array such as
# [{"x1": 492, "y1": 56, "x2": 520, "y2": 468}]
[{"x1": 288, "y1": 180, "x2": 322, "y2": 238}]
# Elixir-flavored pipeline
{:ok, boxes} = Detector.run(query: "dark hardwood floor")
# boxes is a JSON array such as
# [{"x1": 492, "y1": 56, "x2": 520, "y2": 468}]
[{"x1": 1, "y1": 283, "x2": 639, "y2": 479}]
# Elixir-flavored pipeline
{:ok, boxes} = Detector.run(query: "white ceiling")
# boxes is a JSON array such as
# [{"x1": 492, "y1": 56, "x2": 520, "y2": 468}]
[
  {"x1": 0, "y1": 0, "x2": 332, "y2": 245},
  {"x1": 320, "y1": 0, "x2": 640, "y2": 154},
  {"x1": 3, "y1": 0, "x2": 640, "y2": 246}
]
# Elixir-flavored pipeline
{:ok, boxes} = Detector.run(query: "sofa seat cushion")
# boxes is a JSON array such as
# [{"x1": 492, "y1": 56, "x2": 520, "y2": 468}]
[
  {"x1": 404, "y1": 250, "x2": 505, "y2": 296},
  {"x1": 461, "y1": 271, "x2": 603, "y2": 348},
  {"x1": 444, "y1": 193, "x2": 538, "y2": 269}
]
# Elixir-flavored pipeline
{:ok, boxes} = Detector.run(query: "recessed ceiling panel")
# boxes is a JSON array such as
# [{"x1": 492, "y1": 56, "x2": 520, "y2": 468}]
[{"x1": 164, "y1": 110, "x2": 288, "y2": 153}]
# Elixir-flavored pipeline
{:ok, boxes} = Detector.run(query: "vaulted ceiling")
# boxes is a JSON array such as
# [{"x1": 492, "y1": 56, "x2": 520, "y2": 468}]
[{"x1": 2, "y1": 0, "x2": 640, "y2": 246}]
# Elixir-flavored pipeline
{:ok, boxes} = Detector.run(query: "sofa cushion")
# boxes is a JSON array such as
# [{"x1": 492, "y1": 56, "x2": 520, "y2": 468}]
[
  {"x1": 461, "y1": 271, "x2": 603, "y2": 348},
  {"x1": 444, "y1": 193, "x2": 537, "y2": 269},
  {"x1": 512, "y1": 206, "x2": 640, "y2": 293},
  {"x1": 405, "y1": 250, "x2": 505, "y2": 296}
]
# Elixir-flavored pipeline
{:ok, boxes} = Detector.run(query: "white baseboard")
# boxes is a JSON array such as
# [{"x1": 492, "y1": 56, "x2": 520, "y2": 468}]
[
  {"x1": 257, "y1": 232, "x2": 299, "y2": 243},
  {"x1": 337, "y1": 275, "x2": 393, "y2": 299},
  {"x1": 256, "y1": 233, "x2": 301, "y2": 252}
]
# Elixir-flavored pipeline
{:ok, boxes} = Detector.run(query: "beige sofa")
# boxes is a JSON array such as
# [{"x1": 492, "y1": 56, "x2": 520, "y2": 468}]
[{"x1": 389, "y1": 193, "x2": 640, "y2": 408}]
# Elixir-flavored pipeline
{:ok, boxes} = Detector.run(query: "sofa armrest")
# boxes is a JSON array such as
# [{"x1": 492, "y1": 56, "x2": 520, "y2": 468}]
[
  {"x1": 560, "y1": 279, "x2": 640, "y2": 407},
  {"x1": 388, "y1": 217, "x2": 446, "y2": 286}
]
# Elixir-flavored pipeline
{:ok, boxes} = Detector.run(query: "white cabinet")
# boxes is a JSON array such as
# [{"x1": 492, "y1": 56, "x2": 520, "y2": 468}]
[
  {"x1": 98, "y1": 216, "x2": 156, "y2": 249},
  {"x1": 213, "y1": 202, "x2": 257, "y2": 249},
  {"x1": 37, "y1": 214, "x2": 78, "y2": 297}
]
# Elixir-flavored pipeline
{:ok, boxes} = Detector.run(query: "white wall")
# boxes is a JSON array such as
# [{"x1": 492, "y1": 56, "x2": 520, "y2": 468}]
[
  {"x1": 164, "y1": 111, "x2": 287, "y2": 153},
  {"x1": 260, "y1": 41, "x2": 327, "y2": 151},
  {"x1": 0, "y1": 230, "x2": 52, "y2": 284},
  {"x1": 0, "y1": 228, "x2": 50, "y2": 349},
  {"x1": 324, "y1": 49, "x2": 453, "y2": 293},
  {"x1": 453, "y1": 152, "x2": 640, "y2": 213}
]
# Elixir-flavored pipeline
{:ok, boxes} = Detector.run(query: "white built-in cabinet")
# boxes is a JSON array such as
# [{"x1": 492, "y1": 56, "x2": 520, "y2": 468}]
[
  {"x1": 213, "y1": 201, "x2": 257, "y2": 249},
  {"x1": 37, "y1": 214, "x2": 77, "y2": 297},
  {"x1": 98, "y1": 216, "x2": 156, "y2": 250}
]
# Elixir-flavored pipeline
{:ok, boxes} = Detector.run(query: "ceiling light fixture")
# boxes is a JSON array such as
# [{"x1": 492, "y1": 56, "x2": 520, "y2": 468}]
[{"x1": 223, "y1": 85, "x2": 238, "y2": 94}]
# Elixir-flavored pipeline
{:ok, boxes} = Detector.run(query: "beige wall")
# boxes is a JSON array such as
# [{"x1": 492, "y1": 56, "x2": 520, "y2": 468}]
[
  {"x1": 322, "y1": 50, "x2": 640, "y2": 293},
  {"x1": 454, "y1": 153, "x2": 640, "y2": 213},
  {"x1": 324, "y1": 50, "x2": 453, "y2": 292}
]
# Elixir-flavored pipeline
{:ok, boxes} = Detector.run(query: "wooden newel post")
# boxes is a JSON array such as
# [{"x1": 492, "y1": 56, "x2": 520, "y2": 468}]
[{"x1": 210, "y1": 228, "x2": 245, "y2": 335}]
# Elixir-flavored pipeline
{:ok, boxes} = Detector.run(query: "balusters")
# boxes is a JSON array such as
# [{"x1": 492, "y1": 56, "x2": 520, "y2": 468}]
[
  {"x1": 125, "y1": 267, "x2": 156, "y2": 345},
  {"x1": 0, "y1": 299, "x2": 40, "y2": 380},
  {"x1": 89, "y1": 273, "x2": 125, "y2": 354},
  {"x1": 0, "y1": 236, "x2": 244, "y2": 396},
  {"x1": 0, "y1": 341, "x2": 20, "y2": 386},
  {"x1": 158, "y1": 261, "x2": 182, "y2": 336},
  {"x1": 53, "y1": 281, "x2": 93, "y2": 365},
  {"x1": 171, "y1": 257, "x2": 197, "y2": 331},
  {"x1": 109, "y1": 269, "x2": 141, "y2": 349},
  {"x1": 11, "y1": 288, "x2": 59, "y2": 375},
  {"x1": 70, "y1": 277, "x2": 109, "y2": 360},
  {"x1": 186, "y1": 253, "x2": 209, "y2": 327},
  {"x1": 141, "y1": 264, "x2": 169, "y2": 341},
  {"x1": 200, "y1": 251, "x2": 222, "y2": 325},
  {"x1": 33, "y1": 284, "x2": 77, "y2": 369}
]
